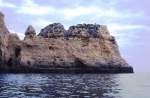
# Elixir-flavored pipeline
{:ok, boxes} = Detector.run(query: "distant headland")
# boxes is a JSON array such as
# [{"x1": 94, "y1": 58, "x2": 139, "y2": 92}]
[{"x1": 0, "y1": 12, "x2": 133, "y2": 73}]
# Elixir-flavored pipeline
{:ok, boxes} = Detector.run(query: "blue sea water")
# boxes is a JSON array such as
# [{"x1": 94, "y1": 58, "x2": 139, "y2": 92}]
[{"x1": 0, "y1": 73, "x2": 149, "y2": 98}]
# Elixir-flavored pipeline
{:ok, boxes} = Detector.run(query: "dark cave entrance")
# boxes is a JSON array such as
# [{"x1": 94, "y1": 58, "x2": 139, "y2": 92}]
[
  {"x1": 74, "y1": 58, "x2": 87, "y2": 68},
  {"x1": 7, "y1": 58, "x2": 13, "y2": 67},
  {"x1": 15, "y1": 46, "x2": 21, "y2": 58},
  {"x1": 0, "y1": 49, "x2": 2, "y2": 65}
]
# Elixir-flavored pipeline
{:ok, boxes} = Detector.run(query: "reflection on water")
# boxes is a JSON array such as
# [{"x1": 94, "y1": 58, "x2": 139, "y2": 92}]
[{"x1": 0, "y1": 73, "x2": 149, "y2": 98}]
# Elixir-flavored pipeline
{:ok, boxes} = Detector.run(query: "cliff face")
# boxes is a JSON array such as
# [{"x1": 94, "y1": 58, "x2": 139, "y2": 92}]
[
  {"x1": 0, "y1": 12, "x2": 133, "y2": 73},
  {"x1": 0, "y1": 12, "x2": 21, "y2": 68}
]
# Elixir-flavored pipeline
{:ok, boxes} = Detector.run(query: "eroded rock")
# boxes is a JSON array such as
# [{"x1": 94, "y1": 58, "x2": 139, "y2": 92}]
[
  {"x1": 0, "y1": 12, "x2": 133, "y2": 73},
  {"x1": 38, "y1": 23, "x2": 65, "y2": 38},
  {"x1": 68, "y1": 24, "x2": 100, "y2": 38},
  {"x1": 25, "y1": 25, "x2": 36, "y2": 39},
  {"x1": 0, "y1": 12, "x2": 21, "y2": 68},
  {"x1": 0, "y1": 12, "x2": 9, "y2": 34}
]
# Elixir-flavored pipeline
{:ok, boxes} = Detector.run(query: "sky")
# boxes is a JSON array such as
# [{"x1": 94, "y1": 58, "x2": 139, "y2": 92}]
[{"x1": 0, "y1": 0, "x2": 150, "y2": 72}]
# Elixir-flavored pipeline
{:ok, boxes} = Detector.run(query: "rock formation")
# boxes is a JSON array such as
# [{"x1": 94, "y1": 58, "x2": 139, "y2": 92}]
[
  {"x1": 0, "y1": 12, "x2": 21, "y2": 69},
  {"x1": 24, "y1": 25, "x2": 36, "y2": 39},
  {"x1": 68, "y1": 24, "x2": 100, "y2": 38},
  {"x1": 0, "y1": 12, "x2": 9, "y2": 34},
  {"x1": 38, "y1": 23, "x2": 65, "y2": 38},
  {"x1": 0, "y1": 12, "x2": 133, "y2": 73}
]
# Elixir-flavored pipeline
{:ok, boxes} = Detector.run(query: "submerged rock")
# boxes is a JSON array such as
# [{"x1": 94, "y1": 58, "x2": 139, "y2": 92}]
[{"x1": 0, "y1": 12, "x2": 133, "y2": 73}]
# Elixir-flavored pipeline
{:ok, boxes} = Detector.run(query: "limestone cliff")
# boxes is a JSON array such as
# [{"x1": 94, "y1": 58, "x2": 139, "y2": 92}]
[
  {"x1": 0, "y1": 12, "x2": 21, "y2": 69},
  {"x1": 0, "y1": 12, "x2": 133, "y2": 73}
]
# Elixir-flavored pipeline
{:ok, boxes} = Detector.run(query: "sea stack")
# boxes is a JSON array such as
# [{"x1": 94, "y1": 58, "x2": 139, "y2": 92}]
[
  {"x1": 0, "y1": 12, "x2": 9, "y2": 34},
  {"x1": 0, "y1": 12, "x2": 133, "y2": 73},
  {"x1": 24, "y1": 25, "x2": 36, "y2": 39}
]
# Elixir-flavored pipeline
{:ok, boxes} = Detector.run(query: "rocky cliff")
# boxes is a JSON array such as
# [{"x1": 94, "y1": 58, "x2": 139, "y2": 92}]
[{"x1": 0, "y1": 12, "x2": 133, "y2": 73}]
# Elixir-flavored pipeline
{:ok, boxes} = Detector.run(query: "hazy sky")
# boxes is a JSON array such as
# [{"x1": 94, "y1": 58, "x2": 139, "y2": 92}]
[{"x1": 0, "y1": 0, "x2": 150, "y2": 72}]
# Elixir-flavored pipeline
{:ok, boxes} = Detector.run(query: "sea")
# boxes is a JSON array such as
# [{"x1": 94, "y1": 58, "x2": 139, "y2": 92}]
[{"x1": 0, "y1": 73, "x2": 149, "y2": 98}]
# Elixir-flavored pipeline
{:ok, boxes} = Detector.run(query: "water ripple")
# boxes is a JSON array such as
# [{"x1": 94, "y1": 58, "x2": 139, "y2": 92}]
[{"x1": 0, "y1": 73, "x2": 149, "y2": 98}]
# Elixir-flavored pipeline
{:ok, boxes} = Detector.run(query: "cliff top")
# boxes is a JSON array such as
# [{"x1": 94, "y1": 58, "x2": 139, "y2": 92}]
[
  {"x1": 0, "y1": 11, "x2": 109, "y2": 39},
  {"x1": 38, "y1": 23, "x2": 108, "y2": 39}
]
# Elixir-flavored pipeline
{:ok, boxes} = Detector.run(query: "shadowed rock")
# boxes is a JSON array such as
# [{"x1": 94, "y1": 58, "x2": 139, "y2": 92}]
[
  {"x1": 38, "y1": 23, "x2": 65, "y2": 38},
  {"x1": 68, "y1": 24, "x2": 100, "y2": 38}
]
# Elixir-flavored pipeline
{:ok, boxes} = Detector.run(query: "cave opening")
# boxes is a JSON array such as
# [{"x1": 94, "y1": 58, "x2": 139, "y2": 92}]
[
  {"x1": 74, "y1": 58, "x2": 87, "y2": 68},
  {"x1": 15, "y1": 46, "x2": 21, "y2": 58},
  {"x1": 0, "y1": 49, "x2": 2, "y2": 65},
  {"x1": 7, "y1": 58, "x2": 13, "y2": 67}
]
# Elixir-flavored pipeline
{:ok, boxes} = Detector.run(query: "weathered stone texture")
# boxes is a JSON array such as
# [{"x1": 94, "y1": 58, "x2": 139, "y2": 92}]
[{"x1": 0, "y1": 12, "x2": 133, "y2": 73}]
